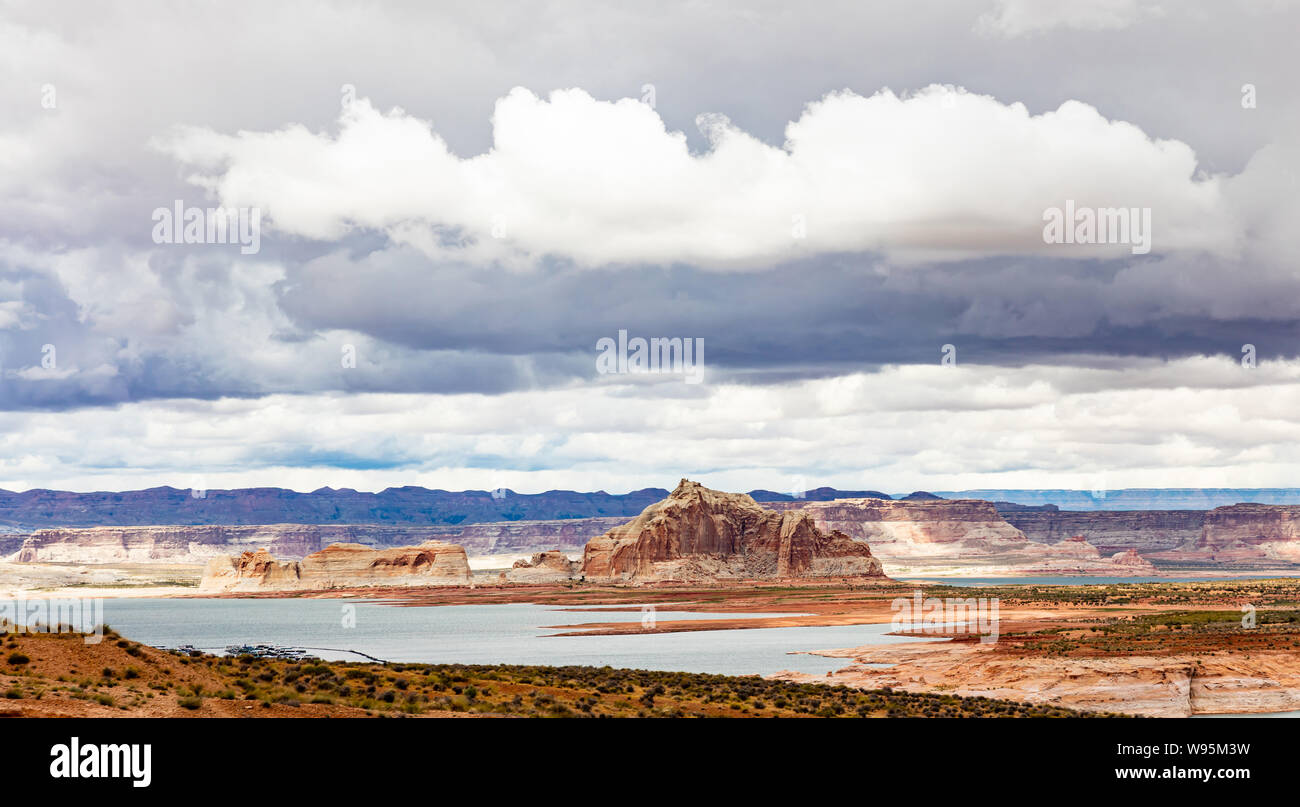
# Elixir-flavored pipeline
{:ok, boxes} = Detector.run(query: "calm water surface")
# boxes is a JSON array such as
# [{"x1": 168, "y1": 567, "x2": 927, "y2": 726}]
[{"x1": 60, "y1": 598, "x2": 929, "y2": 677}]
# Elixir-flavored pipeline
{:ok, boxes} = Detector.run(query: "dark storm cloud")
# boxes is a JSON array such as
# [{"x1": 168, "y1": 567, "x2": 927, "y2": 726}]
[{"x1": 275, "y1": 245, "x2": 1300, "y2": 375}]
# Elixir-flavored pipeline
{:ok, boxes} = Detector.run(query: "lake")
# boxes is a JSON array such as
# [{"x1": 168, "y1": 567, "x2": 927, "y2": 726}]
[{"x1": 18, "y1": 598, "x2": 930, "y2": 677}]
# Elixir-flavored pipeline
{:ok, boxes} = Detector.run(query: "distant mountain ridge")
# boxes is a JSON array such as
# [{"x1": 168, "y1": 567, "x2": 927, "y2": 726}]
[
  {"x1": 0, "y1": 485, "x2": 898, "y2": 531},
  {"x1": 937, "y1": 489, "x2": 1300, "y2": 511},
  {"x1": 3, "y1": 484, "x2": 1300, "y2": 531},
  {"x1": 0, "y1": 486, "x2": 672, "y2": 531}
]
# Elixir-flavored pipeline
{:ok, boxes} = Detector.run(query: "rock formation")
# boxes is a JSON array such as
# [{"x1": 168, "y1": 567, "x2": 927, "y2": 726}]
[
  {"x1": 10, "y1": 519, "x2": 625, "y2": 564},
  {"x1": 768, "y1": 498, "x2": 1028, "y2": 556},
  {"x1": 774, "y1": 640, "x2": 1300, "y2": 718},
  {"x1": 14, "y1": 524, "x2": 447, "y2": 564},
  {"x1": 199, "y1": 541, "x2": 471, "y2": 592},
  {"x1": 1143, "y1": 503, "x2": 1300, "y2": 564},
  {"x1": 769, "y1": 498, "x2": 1157, "y2": 575},
  {"x1": 579, "y1": 480, "x2": 886, "y2": 583},
  {"x1": 504, "y1": 551, "x2": 580, "y2": 583},
  {"x1": 1017, "y1": 536, "x2": 1158, "y2": 575},
  {"x1": 1012, "y1": 504, "x2": 1300, "y2": 567},
  {"x1": 1004, "y1": 509, "x2": 1204, "y2": 553}
]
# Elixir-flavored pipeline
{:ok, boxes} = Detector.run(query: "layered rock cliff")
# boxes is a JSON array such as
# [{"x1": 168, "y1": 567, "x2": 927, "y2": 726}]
[
  {"x1": 768, "y1": 498, "x2": 1028, "y2": 556},
  {"x1": 1004, "y1": 510, "x2": 1205, "y2": 553},
  {"x1": 14, "y1": 524, "x2": 453, "y2": 563},
  {"x1": 199, "y1": 541, "x2": 471, "y2": 592},
  {"x1": 580, "y1": 480, "x2": 886, "y2": 583},
  {"x1": 10, "y1": 518, "x2": 626, "y2": 564},
  {"x1": 1007, "y1": 504, "x2": 1300, "y2": 566},
  {"x1": 1134, "y1": 504, "x2": 1300, "y2": 564},
  {"x1": 768, "y1": 498, "x2": 1156, "y2": 575}
]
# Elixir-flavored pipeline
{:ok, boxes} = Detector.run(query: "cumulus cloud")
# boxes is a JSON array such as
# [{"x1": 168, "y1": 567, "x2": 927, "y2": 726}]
[{"x1": 158, "y1": 85, "x2": 1232, "y2": 267}]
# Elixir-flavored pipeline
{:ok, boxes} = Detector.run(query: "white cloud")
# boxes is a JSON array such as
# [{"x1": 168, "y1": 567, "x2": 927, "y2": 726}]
[
  {"x1": 158, "y1": 85, "x2": 1232, "y2": 268},
  {"x1": 2, "y1": 355, "x2": 1298, "y2": 493}
]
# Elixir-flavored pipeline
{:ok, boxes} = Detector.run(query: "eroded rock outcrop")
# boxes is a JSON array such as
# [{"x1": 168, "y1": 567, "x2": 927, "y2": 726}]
[
  {"x1": 1016, "y1": 536, "x2": 1158, "y2": 575},
  {"x1": 199, "y1": 541, "x2": 471, "y2": 592},
  {"x1": 580, "y1": 480, "x2": 886, "y2": 583},
  {"x1": 504, "y1": 551, "x2": 580, "y2": 583}
]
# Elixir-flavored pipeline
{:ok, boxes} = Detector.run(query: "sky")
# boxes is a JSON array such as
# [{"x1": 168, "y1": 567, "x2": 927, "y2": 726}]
[{"x1": 1, "y1": 0, "x2": 1298, "y2": 494}]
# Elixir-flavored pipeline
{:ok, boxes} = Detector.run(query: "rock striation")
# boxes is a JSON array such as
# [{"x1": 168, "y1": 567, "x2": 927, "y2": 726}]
[
  {"x1": 579, "y1": 480, "x2": 886, "y2": 583},
  {"x1": 1004, "y1": 509, "x2": 1204, "y2": 553},
  {"x1": 13, "y1": 524, "x2": 455, "y2": 564},
  {"x1": 768, "y1": 498, "x2": 1028, "y2": 556},
  {"x1": 10, "y1": 519, "x2": 625, "y2": 564},
  {"x1": 1153, "y1": 504, "x2": 1300, "y2": 564},
  {"x1": 199, "y1": 541, "x2": 471, "y2": 592},
  {"x1": 768, "y1": 498, "x2": 1156, "y2": 575},
  {"x1": 1011, "y1": 504, "x2": 1300, "y2": 566}
]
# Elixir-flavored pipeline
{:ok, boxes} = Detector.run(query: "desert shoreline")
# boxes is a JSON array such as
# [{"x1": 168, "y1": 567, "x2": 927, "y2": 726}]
[{"x1": 9, "y1": 575, "x2": 1300, "y2": 717}]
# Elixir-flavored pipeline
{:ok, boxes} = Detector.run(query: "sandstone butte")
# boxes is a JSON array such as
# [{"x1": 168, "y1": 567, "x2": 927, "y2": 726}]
[
  {"x1": 578, "y1": 479, "x2": 886, "y2": 583},
  {"x1": 199, "y1": 541, "x2": 472, "y2": 592}
]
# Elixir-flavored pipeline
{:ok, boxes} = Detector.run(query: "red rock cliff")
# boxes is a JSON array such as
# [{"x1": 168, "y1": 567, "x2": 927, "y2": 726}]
[{"x1": 579, "y1": 480, "x2": 885, "y2": 583}]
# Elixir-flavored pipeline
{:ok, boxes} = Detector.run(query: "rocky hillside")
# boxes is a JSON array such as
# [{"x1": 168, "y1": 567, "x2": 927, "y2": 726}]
[
  {"x1": 199, "y1": 541, "x2": 471, "y2": 592},
  {"x1": 580, "y1": 480, "x2": 886, "y2": 583}
]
